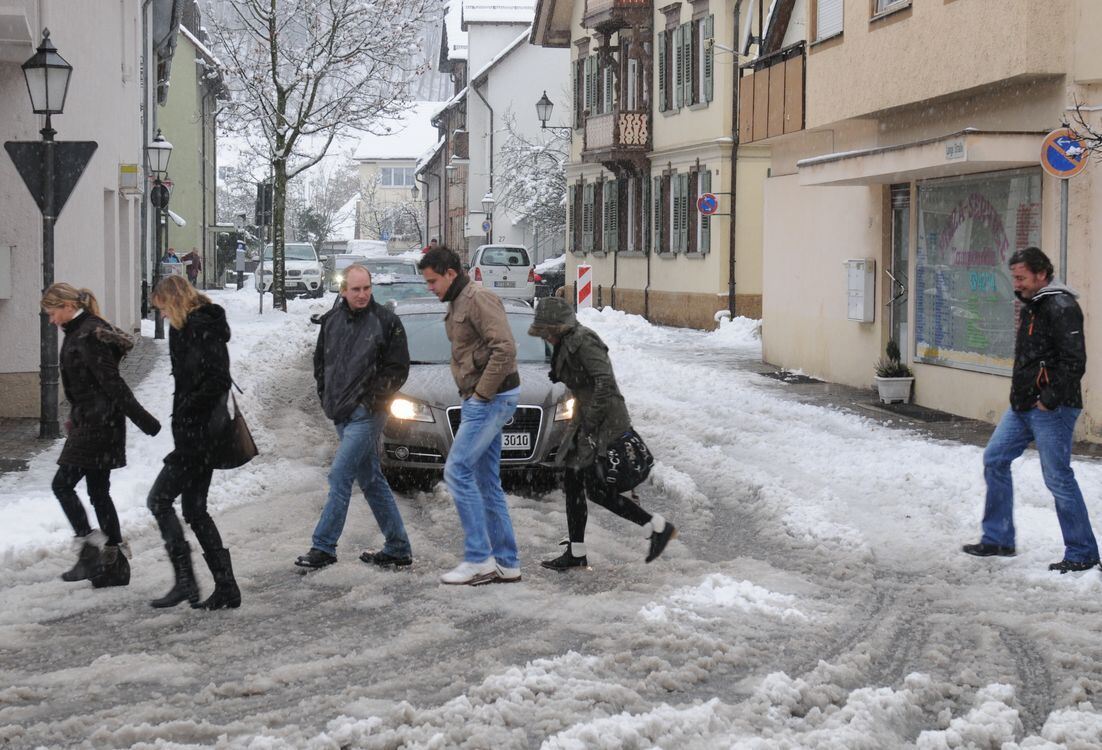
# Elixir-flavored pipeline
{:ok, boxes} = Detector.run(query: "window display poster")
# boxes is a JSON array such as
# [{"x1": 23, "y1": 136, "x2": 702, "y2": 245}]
[{"x1": 914, "y1": 168, "x2": 1041, "y2": 374}]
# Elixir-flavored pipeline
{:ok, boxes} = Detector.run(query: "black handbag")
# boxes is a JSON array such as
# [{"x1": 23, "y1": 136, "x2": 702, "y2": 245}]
[
  {"x1": 597, "y1": 429, "x2": 654, "y2": 493},
  {"x1": 212, "y1": 391, "x2": 258, "y2": 470}
]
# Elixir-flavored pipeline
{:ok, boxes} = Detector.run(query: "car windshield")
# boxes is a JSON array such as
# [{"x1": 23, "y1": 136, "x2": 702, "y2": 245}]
[
  {"x1": 262, "y1": 244, "x2": 316, "y2": 262},
  {"x1": 402, "y1": 312, "x2": 549, "y2": 363},
  {"x1": 372, "y1": 282, "x2": 433, "y2": 306},
  {"x1": 364, "y1": 260, "x2": 418, "y2": 275},
  {"x1": 479, "y1": 247, "x2": 530, "y2": 267}
]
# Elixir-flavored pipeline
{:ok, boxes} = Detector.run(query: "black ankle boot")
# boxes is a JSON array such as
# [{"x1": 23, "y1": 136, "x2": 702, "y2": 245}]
[
  {"x1": 540, "y1": 543, "x2": 588, "y2": 571},
  {"x1": 150, "y1": 543, "x2": 200, "y2": 608},
  {"x1": 645, "y1": 516, "x2": 677, "y2": 563},
  {"x1": 199, "y1": 549, "x2": 241, "y2": 610},
  {"x1": 90, "y1": 545, "x2": 131, "y2": 588},
  {"x1": 61, "y1": 531, "x2": 107, "y2": 582}
]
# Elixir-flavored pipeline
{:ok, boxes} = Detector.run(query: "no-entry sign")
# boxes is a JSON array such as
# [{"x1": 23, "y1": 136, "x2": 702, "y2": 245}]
[{"x1": 1040, "y1": 128, "x2": 1088, "y2": 179}]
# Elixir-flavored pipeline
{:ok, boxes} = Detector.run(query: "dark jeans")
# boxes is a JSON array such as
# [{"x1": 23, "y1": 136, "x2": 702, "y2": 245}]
[
  {"x1": 52, "y1": 464, "x2": 122, "y2": 544},
  {"x1": 564, "y1": 466, "x2": 651, "y2": 543},
  {"x1": 146, "y1": 460, "x2": 225, "y2": 558}
]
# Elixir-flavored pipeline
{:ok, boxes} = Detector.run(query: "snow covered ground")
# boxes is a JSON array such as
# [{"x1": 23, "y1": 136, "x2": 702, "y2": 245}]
[{"x1": 2, "y1": 289, "x2": 1102, "y2": 748}]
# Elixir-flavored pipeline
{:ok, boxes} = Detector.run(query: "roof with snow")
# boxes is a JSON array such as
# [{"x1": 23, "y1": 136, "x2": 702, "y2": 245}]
[
  {"x1": 352, "y1": 102, "x2": 441, "y2": 162},
  {"x1": 469, "y1": 28, "x2": 530, "y2": 85},
  {"x1": 462, "y1": 1, "x2": 535, "y2": 29},
  {"x1": 442, "y1": 2, "x2": 468, "y2": 63}
]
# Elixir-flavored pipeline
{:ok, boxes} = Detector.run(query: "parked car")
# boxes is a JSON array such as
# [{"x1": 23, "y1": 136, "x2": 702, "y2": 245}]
[
  {"x1": 344, "y1": 239, "x2": 389, "y2": 256},
  {"x1": 381, "y1": 299, "x2": 573, "y2": 489},
  {"x1": 325, "y1": 256, "x2": 420, "y2": 292},
  {"x1": 469, "y1": 244, "x2": 536, "y2": 302},
  {"x1": 255, "y1": 242, "x2": 325, "y2": 298}
]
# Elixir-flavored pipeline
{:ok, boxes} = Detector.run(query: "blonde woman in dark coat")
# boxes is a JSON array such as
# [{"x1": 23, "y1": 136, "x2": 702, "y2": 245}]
[
  {"x1": 41, "y1": 283, "x2": 161, "y2": 587},
  {"x1": 147, "y1": 275, "x2": 240, "y2": 610}
]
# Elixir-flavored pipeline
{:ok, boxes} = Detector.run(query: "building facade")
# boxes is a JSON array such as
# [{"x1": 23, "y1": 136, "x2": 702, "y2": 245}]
[
  {"x1": 531, "y1": 0, "x2": 767, "y2": 328},
  {"x1": 754, "y1": 0, "x2": 1102, "y2": 435},
  {"x1": 0, "y1": 1, "x2": 145, "y2": 417}
]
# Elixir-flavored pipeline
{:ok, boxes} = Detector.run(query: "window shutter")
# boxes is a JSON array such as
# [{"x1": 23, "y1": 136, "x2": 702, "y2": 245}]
[
  {"x1": 657, "y1": 31, "x2": 667, "y2": 113},
  {"x1": 573, "y1": 60, "x2": 582, "y2": 128},
  {"x1": 678, "y1": 173, "x2": 690, "y2": 252},
  {"x1": 608, "y1": 180, "x2": 619, "y2": 252},
  {"x1": 604, "y1": 64, "x2": 614, "y2": 114},
  {"x1": 568, "y1": 185, "x2": 576, "y2": 246},
  {"x1": 671, "y1": 175, "x2": 681, "y2": 253},
  {"x1": 703, "y1": 15, "x2": 714, "y2": 103},
  {"x1": 700, "y1": 170, "x2": 711, "y2": 253},
  {"x1": 673, "y1": 25, "x2": 683, "y2": 110},
  {"x1": 683, "y1": 23, "x2": 694, "y2": 107},
  {"x1": 817, "y1": 0, "x2": 843, "y2": 40},
  {"x1": 585, "y1": 56, "x2": 596, "y2": 114},
  {"x1": 643, "y1": 175, "x2": 651, "y2": 253},
  {"x1": 583, "y1": 183, "x2": 593, "y2": 253},
  {"x1": 652, "y1": 176, "x2": 662, "y2": 253}
]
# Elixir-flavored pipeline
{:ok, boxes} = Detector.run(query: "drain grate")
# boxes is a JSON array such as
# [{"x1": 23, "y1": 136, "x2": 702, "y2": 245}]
[{"x1": 761, "y1": 370, "x2": 823, "y2": 385}]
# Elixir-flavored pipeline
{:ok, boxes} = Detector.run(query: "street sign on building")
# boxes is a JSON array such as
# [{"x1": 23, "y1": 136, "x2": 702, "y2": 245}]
[
  {"x1": 697, "y1": 192, "x2": 718, "y2": 215},
  {"x1": 1040, "y1": 128, "x2": 1088, "y2": 179}
]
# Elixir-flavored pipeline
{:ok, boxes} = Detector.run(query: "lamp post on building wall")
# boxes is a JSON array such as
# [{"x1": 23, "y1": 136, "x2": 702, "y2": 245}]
[
  {"x1": 481, "y1": 191, "x2": 495, "y2": 244},
  {"x1": 146, "y1": 130, "x2": 173, "y2": 340},
  {"x1": 535, "y1": 91, "x2": 572, "y2": 135},
  {"x1": 4, "y1": 29, "x2": 96, "y2": 439}
]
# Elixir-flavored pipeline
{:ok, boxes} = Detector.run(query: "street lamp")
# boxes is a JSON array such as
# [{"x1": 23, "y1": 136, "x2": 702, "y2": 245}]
[
  {"x1": 410, "y1": 184, "x2": 419, "y2": 200},
  {"x1": 481, "y1": 191, "x2": 495, "y2": 243},
  {"x1": 146, "y1": 130, "x2": 173, "y2": 339},
  {"x1": 5, "y1": 30, "x2": 96, "y2": 439},
  {"x1": 535, "y1": 91, "x2": 572, "y2": 135}
]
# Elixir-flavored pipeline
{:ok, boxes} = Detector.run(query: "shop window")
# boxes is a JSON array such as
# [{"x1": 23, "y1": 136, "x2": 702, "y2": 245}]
[{"x1": 914, "y1": 168, "x2": 1042, "y2": 374}]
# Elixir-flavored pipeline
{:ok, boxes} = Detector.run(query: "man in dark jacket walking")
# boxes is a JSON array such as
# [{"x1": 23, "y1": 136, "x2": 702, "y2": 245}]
[
  {"x1": 296, "y1": 264, "x2": 413, "y2": 569},
  {"x1": 963, "y1": 246, "x2": 1099, "y2": 572}
]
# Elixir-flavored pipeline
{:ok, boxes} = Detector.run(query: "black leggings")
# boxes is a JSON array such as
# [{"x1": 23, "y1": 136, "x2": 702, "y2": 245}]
[
  {"x1": 146, "y1": 460, "x2": 225, "y2": 558},
  {"x1": 52, "y1": 465, "x2": 122, "y2": 545},
  {"x1": 564, "y1": 466, "x2": 652, "y2": 544}
]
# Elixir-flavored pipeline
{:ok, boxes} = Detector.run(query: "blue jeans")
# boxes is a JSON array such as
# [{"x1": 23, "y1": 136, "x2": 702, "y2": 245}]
[
  {"x1": 444, "y1": 388, "x2": 520, "y2": 567},
  {"x1": 982, "y1": 407, "x2": 1099, "y2": 563},
  {"x1": 312, "y1": 406, "x2": 411, "y2": 558}
]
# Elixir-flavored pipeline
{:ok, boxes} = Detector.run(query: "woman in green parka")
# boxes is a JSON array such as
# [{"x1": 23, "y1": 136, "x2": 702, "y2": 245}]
[{"x1": 528, "y1": 297, "x2": 676, "y2": 570}]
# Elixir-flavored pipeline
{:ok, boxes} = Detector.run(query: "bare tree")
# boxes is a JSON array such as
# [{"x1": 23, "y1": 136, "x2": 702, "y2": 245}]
[
  {"x1": 495, "y1": 111, "x2": 569, "y2": 241},
  {"x1": 1067, "y1": 100, "x2": 1102, "y2": 161},
  {"x1": 207, "y1": 0, "x2": 441, "y2": 309},
  {"x1": 359, "y1": 176, "x2": 424, "y2": 248},
  {"x1": 287, "y1": 158, "x2": 360, "y2": 251}
]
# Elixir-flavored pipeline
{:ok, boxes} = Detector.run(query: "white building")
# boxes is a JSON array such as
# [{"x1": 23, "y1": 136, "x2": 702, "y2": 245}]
[{"x1": 0, "y1": 1, "x2": 146, "y2": 418}]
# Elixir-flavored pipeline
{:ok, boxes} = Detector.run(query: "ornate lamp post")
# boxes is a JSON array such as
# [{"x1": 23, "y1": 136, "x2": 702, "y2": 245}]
[
  {"x1": 481, "y1": 191, "x2": 495, "y2": 244},
  {"x1": 535, "y1": 91, "x2": 572, "y2": 135},
  {"x1": 146, "y1": 130, "x2": 173, "y2": 339},
  {"x1": 4, "y1": 30, "x2": 96, "y2": 439}
]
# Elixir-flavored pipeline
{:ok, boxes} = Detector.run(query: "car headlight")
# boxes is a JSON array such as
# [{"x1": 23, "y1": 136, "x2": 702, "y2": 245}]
[
  {"x1": 390, "y1": 396, "x2": 435, "y2": 423},
  {"x1": 554, "y1": 397, "x2": 575, "y2": 421},
  {"x1": 334, "y1": 273, "x2": 344, "y2": 286}
]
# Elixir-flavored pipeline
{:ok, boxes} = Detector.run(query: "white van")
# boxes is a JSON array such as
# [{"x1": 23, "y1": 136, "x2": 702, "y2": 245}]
[
  {"x1": 469, "y1": 244, "x2": 535, "y2": 302},
  {"x1": 254, "y1": 242, "x2": 325, "y2": 298}
]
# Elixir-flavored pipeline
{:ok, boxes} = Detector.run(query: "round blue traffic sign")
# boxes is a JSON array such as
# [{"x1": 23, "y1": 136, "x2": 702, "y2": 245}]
[
  {"x1": 1040, "y1": 128, "x2": 1088, "y2": 178},
  {"x1": 697, "y1": 192, "x2": 718, "y2": 215}
]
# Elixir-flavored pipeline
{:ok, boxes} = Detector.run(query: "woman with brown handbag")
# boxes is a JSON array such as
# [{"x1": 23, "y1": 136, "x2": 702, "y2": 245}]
[{"x1": 146, "y1": 275, "x2": 240, "y2": 609}]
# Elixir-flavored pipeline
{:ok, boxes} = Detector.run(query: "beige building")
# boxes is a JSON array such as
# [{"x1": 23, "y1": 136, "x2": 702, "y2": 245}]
[
  {"x1": 751, "y1": 0, "x2": 1102, "y2": 435},
  {"x1": 531, "y1": 0, "x2": 767, "y2": 328}
]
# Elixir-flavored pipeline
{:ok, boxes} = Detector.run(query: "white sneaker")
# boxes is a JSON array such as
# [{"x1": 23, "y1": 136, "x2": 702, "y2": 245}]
[
  {"x1": 440, "y1": 559, "x2": 498, "y2": 586},
  {"x1": 495, "y1": 563, "x2": 522, "y2": 583}
]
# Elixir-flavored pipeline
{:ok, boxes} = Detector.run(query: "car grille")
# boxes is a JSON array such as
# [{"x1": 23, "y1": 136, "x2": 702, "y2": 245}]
[
  {"x1": 447, "y1": 405, "x2": 543, "y2": 461},
  {"x1": 385, "y1": 444, "x2": 445, "y2": 464},
  {"x1": 288, "y1": 270, "x2": 302, "y2": 277}
]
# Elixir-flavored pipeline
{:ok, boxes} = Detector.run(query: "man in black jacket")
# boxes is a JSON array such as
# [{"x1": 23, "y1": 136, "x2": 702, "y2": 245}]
[
  {"x1": 295, "y1": 264, "x2": 414, "y2": 570},
  {"x1": 963, "y1": 247, "x2": 1100, "y2": 572}
]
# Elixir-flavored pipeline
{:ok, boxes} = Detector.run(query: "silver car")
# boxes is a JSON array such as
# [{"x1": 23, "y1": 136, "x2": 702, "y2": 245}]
[
  {"x1": 326, "y1": 255, "x2": 419, "y2": 292},
  {"x1": 382, "y1": 299, "x2": 574, "y2": 488}
]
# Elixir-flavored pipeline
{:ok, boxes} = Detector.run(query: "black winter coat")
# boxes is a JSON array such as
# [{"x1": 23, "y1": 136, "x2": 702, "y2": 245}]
[
  {"x1": 166, "y1": 303, "x2": 233, "y2": 464},
  {"x1": 314, "y1": 297, "x2": 409, "y2": 423},
  {"x1": 1010, "y1": 283, "x2": 1086, "y2": 411},
  {"x1": 58, "y1": 312, "x2": 160, "y2": 469}
]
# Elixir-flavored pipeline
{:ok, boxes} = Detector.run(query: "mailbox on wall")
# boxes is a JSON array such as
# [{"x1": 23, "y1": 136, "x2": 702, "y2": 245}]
[{"x1": 845, "y1": 258, "x2": 875, "y2": 323}]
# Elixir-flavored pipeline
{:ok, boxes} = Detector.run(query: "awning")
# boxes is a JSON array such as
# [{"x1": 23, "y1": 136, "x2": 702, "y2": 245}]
[{"x1": 797, "y1": 129, "x2": 1046, "y2": 187}]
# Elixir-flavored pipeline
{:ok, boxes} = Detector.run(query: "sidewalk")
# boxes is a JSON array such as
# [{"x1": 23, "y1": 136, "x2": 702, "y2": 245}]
[{"x1": 0, "y1": 332, "x2": 163, "y2": 476}]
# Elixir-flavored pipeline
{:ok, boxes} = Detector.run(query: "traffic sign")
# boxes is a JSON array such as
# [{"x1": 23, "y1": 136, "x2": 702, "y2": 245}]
[
  {"x1": 481, "y1": 220, "x2": 492, "y2": 233},
  {"x1": 577, "y1": 264, "x2": 593, "y2": 309},
  {"x1": 697, "y1": 192, "x2": 718, "y2": 215},
  {"x1": 150, "y1": 183, "x2": 170, "y2": 209},
  {"x1": 1040, "y1": 128, "x2": 1088, "y2": 179}
]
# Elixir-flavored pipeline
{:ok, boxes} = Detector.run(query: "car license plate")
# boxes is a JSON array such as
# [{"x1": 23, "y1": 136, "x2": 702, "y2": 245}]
[
  {"x1": 494, "y1": 280, "x2": 516, "y2": 288},
  {"x1": 502, "y1": 432, "x2": 529, "y2": 450}
]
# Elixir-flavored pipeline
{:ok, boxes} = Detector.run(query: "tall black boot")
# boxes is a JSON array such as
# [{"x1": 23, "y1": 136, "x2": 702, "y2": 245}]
[
  {"x1": 61, "y1": 530, "x2": 107, "y2": 582},
  {"x1": 150, "y1": 543, "x2": 200, "y2": 608},
  {"x1": 90, "y1": 545, "x2": 131, "y2": 588},
  {"x1": 198, "y1": 548, "x2": 241, "y2": 610}
]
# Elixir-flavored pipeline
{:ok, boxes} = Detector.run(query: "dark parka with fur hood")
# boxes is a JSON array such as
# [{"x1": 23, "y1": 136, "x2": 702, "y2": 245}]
[
  {"x1": 59, "y1": 312, "x2": 160, "y2": 469},
  {"x1": 1010, "y1": 281, "x2": 1086, "y2": 411},
  {"x1": 529, "y1": 297, "x2": 631, "y2": 470},
  {"x1": 167, "y1": 303, "x2": 233, "y2": 464}
]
